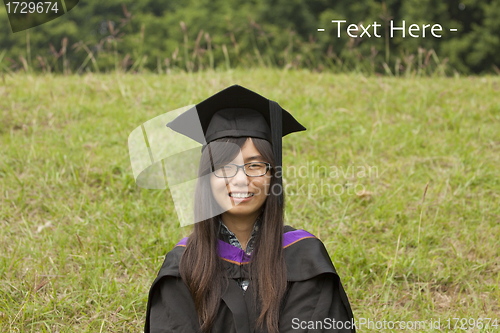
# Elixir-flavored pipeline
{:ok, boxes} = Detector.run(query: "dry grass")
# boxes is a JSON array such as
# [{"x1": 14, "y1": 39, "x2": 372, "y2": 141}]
[{"x1": 1, "y1": 70, "x2": 499, "y2": 332}]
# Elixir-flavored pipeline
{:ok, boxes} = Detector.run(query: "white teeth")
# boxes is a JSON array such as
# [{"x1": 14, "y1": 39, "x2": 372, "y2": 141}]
[{"x1": 230, "y1": 193, "x2": 253, "y2": 198}]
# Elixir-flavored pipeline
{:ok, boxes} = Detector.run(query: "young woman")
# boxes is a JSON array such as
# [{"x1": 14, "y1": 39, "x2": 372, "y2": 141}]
[{"x1": 143, "y1": 85, "x2": 355, "y2": 333}]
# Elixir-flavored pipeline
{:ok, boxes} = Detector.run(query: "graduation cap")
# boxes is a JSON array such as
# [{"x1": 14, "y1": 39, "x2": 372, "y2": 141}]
[
  {"x1": 128, "y1": 85, "x2": 305, "y2": 226},
  {"x1": 166, "y1": 85, "x2": 306, "y2": 205}
]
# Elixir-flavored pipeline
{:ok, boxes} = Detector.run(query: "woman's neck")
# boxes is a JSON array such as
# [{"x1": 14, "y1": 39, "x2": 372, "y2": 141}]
[{"x1": 221, "y1": 211, "x2": 260, "y2": 251}]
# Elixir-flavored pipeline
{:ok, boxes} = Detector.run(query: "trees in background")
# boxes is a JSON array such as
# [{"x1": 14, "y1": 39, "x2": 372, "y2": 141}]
[{"x1": 0, "y1": 0, "x2": 498, "y2": 74}]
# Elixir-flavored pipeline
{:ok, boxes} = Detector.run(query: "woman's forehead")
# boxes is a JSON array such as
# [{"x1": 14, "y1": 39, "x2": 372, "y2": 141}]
[
  {"x1": 228, "y1": 139, "x2": 266, "y2": 163},
  {"x1": 241, "y1": 138, "x2": 259, "y2": 155}
]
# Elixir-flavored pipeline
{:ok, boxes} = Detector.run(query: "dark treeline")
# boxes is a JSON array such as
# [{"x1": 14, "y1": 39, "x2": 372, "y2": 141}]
[{"x1": 0, "y1": 0, "x2": 499, "y2": 75}]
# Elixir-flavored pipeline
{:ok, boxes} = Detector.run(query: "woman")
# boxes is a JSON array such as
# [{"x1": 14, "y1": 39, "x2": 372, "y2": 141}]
[{"x1": 143, "y1": 85, "x2": 355, "y2": 333}]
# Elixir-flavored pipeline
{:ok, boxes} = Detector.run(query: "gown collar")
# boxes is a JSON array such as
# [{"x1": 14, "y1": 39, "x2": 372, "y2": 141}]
[{"x1": 218, "y1": 215, "x2": 262, "y2": 255}]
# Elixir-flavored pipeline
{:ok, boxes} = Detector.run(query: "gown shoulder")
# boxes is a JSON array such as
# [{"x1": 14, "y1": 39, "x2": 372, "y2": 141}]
[{"x1": 280, "y1": 226, "x2": 356, "y2": 332}]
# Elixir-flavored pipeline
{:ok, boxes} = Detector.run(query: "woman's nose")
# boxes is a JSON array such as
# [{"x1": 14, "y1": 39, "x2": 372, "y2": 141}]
[{"x1": 230, "y1": 167, "x2": 249, "y2": 185}]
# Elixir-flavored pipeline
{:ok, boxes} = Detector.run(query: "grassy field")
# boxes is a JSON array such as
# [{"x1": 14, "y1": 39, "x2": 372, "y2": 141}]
[{"x1": 0, "y1": 70, "x2": 499, "y2": 332}]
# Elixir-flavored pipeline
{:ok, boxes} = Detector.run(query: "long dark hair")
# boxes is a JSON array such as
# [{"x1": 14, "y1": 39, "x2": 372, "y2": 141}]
[{"x1": 179, "y1": 137, "x2": 287, "y2": 333}]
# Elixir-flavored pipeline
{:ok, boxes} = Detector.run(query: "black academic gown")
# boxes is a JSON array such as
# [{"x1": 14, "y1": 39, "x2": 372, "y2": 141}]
[{"x1": 145, "y1": 226, "x2": 355, "y2": 333}]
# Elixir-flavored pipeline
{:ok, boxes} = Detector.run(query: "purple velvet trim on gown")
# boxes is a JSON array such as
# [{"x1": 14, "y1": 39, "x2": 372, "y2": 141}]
[{"x1": 174, "y1": 229, "x2": 316, "y2": 264}]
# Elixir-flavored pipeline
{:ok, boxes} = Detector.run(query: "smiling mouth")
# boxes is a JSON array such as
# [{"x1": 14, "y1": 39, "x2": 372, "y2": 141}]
[{"x1": 229, "y1": 192, "x2": 254, "y2": 198}]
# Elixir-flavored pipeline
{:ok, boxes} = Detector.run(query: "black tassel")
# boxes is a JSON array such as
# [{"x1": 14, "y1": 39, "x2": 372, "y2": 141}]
[{"x1": 269, "y1": 100, "x2": 283, "y2": 206}]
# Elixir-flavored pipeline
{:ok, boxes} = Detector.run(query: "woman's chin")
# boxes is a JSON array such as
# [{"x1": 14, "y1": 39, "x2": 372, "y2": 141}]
[
  {"x1": 224, "y1": 202, "x2": 261, "y2": 217},
  {"x1": 226, "y1": 205, "x2": 253, "y2": 215}
]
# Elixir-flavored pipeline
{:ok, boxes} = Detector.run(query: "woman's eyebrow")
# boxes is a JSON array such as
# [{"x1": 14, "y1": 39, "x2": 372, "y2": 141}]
[{"x1": 245, "y1": 155, "x2": 264, "y2": 161}]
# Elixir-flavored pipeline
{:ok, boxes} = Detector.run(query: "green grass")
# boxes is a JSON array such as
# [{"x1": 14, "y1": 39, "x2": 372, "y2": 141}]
[{"x1": 0, "y1": 70, "x2": 499, "y2": 332}]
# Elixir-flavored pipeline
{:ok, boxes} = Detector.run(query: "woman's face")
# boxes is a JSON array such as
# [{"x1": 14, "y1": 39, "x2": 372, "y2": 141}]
[{"x1": 210, "y1": 138, "x2": 272, "y2": 219}]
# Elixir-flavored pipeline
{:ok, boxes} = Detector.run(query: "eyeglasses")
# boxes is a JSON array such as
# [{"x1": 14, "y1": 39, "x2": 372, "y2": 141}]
[{"x1": 213, "y1": 162, "x2": 272, "y2": 178}]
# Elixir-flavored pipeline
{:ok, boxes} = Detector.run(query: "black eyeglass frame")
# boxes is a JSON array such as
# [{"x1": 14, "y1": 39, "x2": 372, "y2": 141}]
[{"x1": 212, "y1": 162, "x2": 272, "y2": 178}]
